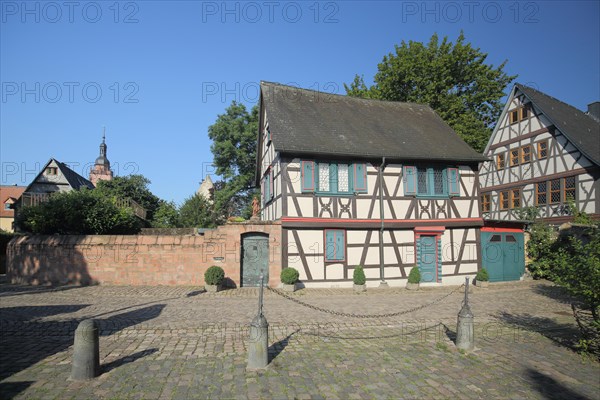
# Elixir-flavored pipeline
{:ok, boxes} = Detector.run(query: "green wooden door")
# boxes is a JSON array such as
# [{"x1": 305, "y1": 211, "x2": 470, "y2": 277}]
[
  {"x1": 241, "y1": 233, "x2": 269, "y2": 287},
  {"x1": 481, "y1": 231, "x2": 525, "y2": 282},
  {"x1": 418, "y1": 236, "x2": 437, "y2": 283}
]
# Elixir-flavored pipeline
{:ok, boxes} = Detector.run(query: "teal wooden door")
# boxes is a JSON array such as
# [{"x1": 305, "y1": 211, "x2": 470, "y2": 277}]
[
  {"x1": 241, "y1": 233, "x2": 269, "y2": 287},
  {"x1": 418, "y1": 236, "x2": 437, "y2": 283},
  {"x1": 481, "y1": 231, "x2": 525, "y2": 282},
  {"x1": 503, "y1": 233, "x2": 524, "y2": 281}
]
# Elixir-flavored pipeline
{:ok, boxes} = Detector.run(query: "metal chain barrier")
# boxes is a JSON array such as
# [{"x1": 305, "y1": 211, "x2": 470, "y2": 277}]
[{"x1": 266, "y1": 284, "x2": 465, "y2": 319}]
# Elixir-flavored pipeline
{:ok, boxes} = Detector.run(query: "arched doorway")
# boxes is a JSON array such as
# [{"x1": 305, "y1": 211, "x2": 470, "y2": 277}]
[{"x1": 241, "y1": 232, "x2": 269, "y2": 287}]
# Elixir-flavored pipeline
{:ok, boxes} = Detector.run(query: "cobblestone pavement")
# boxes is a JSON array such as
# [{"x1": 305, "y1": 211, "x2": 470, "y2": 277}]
[{"x1": 1, "y1": 280, "x2": 599, "y2": 399}]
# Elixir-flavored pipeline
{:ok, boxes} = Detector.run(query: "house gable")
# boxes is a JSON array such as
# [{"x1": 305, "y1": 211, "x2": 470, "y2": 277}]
[{"x1": 480, "y1": 84, "x2": 600, "y2": 223}]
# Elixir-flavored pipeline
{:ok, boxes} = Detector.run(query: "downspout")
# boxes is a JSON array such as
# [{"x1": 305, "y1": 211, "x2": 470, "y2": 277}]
[{"x1": 379, "y1": 157, "x2": 388, "y2": 287}]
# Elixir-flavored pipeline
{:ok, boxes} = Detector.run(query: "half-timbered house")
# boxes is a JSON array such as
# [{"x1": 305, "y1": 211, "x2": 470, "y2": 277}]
[
  {"x1": 480, "y1": 84, "x2": 600, "y2": 224},
  {"x1": 479, "y1": 84, "x2": 599, "y2": 282},
  {"x1": 256, "y1": 82, "x2": 487, "y2": 287}
]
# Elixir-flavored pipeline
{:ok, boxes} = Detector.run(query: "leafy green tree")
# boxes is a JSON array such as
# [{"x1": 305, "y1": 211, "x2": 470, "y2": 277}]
[
  {"x1": 151, "y1": 200, "x2": 180, "y2": 228},
  {"x1": 345, "y1": 32, "x2": 517, "y2": 152},
  {"x1": 208, "y1": 102, "x2": 259, "y2": 219},
  {"x1": 95, "y1": 175, "x2": 161, "y2": 221},
  {"x1": 16, "y1": 189, "x2": 142, "y2": 234},
  {"x1": 550, "y1": 229, "x2": 600, "y2": 322},
  {"x1": 179, "y1": 194, "x2": 216, "y2": 228}
]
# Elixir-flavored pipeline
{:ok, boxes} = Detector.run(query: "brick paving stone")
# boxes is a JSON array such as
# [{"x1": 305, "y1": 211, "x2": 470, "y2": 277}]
[{"x1": 1, "y1": 280, "x2": 599, "y2": 399}]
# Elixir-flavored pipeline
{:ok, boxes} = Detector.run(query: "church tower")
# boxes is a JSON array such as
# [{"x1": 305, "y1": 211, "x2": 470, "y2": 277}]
[{"x1": 89, "y1": 129, "x2": 114, "y2": 186}]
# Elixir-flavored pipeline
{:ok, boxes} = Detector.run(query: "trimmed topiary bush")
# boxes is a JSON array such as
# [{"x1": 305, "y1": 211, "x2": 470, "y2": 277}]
[
  {"x1": 353, "y1": 266, "x2": 366, "y2": 285},
  {"x1": 205, "y1": 266, "x2": 224, "y2": 286},
  {"x1": 280, "y1": 267, "x2": 299, "y2": 285},
  {"x1": 476, "y1": 268, "x2": 489, "y2": 282},
  {"x1": 408, "y1": 266, "x2": 421, "y2": 284}
]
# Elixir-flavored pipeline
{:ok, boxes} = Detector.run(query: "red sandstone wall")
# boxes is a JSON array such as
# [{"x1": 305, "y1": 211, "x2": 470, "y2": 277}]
[{"x1": 7, "y1": 222, "x2": 282, "y2": 287}]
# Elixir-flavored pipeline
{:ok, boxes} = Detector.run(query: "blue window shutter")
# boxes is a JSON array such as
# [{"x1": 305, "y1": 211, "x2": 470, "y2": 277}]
[
  {"x1": 335, "y1": 231, "x2": 345, "y2": 260},
  {"x1": 325, "y1": 230, "x2": 335, "y2": 261},
  {"x1": 353, "y1": 163, "x2": 367, "y2": 193},
  {"x1": 301, "y1": 161, "x2": 315, "y2": 192},
  {"x1": 270, "y1": 169, "x2": 274, "y2": 199},
  {"x1": 330, "y1": 163, "x2": 338, "y2": 193},
  {"x1": 263, "y1": 172, "x2": 270, "y2": 206},
  {"x1": 448, "y1": 168, "x2": 459, "y2": 196},
  {"x1": 263, "y1": 168, "x2": 272, "y2": 204},
  {"x1": 403, "y1": 166, "x2": 417, "y2": 195}
]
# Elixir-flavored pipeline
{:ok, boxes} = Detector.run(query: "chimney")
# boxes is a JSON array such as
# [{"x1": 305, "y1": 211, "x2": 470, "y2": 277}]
[{"x1": 587, "y1": 102, "x2": 600, "y2": 122}]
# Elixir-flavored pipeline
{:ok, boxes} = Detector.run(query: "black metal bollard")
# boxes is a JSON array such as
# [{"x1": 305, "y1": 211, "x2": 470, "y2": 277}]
[
  {"x1": 456, "y1": 278, "x2": 475, "y2": 351},
  {"x1": 247, "y1": 274, "x2": 269, "y2": 369},
  {"x1": 70, "y1": 319, "x2": 100, "y2": 380}
]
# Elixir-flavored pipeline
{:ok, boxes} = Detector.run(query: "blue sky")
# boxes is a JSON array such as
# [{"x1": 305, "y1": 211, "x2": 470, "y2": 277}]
[{"x1": 1, "y1": 0, "x2": 599, "y2": 204}]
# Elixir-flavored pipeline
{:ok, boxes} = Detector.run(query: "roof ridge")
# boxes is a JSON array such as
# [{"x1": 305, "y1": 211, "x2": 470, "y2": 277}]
[
  {"x1": 260, "y1": 81, "x2": 432, "y2": 108},
  {"x1": 516, "y1": 83, "x2": 596, "y2": 120}
]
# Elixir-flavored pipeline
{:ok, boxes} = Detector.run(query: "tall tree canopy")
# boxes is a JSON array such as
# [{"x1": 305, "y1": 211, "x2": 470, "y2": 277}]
[
  {"x1": 345, "y1": 32, "x2": 516, "y2": 152},
  {"x1": 208, "y1": 101, "x2": 259, "y2": 219},
  {"x1": 178, "y1": 194, "x2": 217, "y2": 228}
]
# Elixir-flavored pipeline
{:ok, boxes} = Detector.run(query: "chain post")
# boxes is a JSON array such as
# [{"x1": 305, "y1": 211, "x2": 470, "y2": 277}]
[
  {"x1": 247, "y1": 272, "x2": 269, "y2": 369},
  {"x1": 456, "y1": 277, "x2": 475, "y2": 351}
]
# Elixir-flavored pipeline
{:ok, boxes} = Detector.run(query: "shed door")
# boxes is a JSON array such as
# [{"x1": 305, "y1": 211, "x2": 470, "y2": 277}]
[
  {"x1": 482, "y1": 231, "x2": 525, "y2": 282},
  {"x1": 418, "y1": 236, "x2": 437, "y2": 283},
  {"x1": 241, "y1": 233, "x2": 269, "y2": 287}
]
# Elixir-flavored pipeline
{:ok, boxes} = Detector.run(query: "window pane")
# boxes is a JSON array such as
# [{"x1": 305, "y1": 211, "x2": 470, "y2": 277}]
[
  {"x1": 550, "y1": 179, "x2": 561, "y2": 203},
  {"x1": 497, "y1": 154, "x2": 505, "y2": 169},
  {"x1": 522, "y1": 146, "x2": 531, "y2": 163},
  {"x1": 512, "y1": 189, "x2": 520, "y2": 208},
  {"x1": 433, "y1": 168, "x2": 444, "y2": 195},
  {"x1": 490, "y1": 235, "x2": 501, "y2": 242},
  {"x1": 564, "y1": 176, "x2": 576, "y2": 201},
  {"x1": 338, "y1": 164, "x2": 349, "y2": 192},
  {"x1": 506, "y1": 235, "x2": 516, "y2": 242},
  {"x1": 511, "y1": 149, "x2": 519, "y2": 165},
  {"x1": 500, "y1": 191, "x2": 509, "y2": 209},
  {"x1": 538, "y1": 141, "x2": 548, "y2": 159},
  {"x1": 417, "y1": 168, "x2": 428, "y2": 194},
  {"x1": 319, "y1": 163, "x2": 330, "y2": 192}
]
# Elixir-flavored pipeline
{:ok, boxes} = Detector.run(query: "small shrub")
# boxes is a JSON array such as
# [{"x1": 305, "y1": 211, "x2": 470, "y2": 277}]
[
  {"x1": 353, "y1": 266, "x2": 366, "y2": 285},
  {"x1": 476, "y1": 268, "x2": 489, "y2": 282},
  {"x1": 408, "y1": 266, "x2": 421, "y2": 284},
  {"x1": 204, "y1": 266, "x2": 224, "y2": 286},
  {"x1": 280, "y1": 267, "x2": 299, "y2": 285}
]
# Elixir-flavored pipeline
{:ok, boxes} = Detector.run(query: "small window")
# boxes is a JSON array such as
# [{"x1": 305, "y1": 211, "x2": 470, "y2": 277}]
[
  {"x1": 521, "y1": 145, "x2": 531, "y2": 164},
  {"x1": 325, "y1": 230, "x2": 345, "y2": 262},
  {"x1": 506, "y1": 235, "x2": 517, "y2": 242},
  {"x1": 490, "y1": 234, "x2": 502, "y2": 242},
  {"x1": 481, "y1": 194, "x2": 491, "y2": 212},
  {"x1": 511, "y1": 189, "x2": 521, "y2": 208},
  {"x1": 564, "y1": 176, "x2": 576, "y2": 202},
  {"x1": 520, "y1": 105, "x2": 529, "y2": 120},
  {"x1": 550, "y1": 179, "x2": 561, "y2": 204},
  {"x1": 496, "y1": 153, "x2": 505, "y2": 169},
  {"x1": 266, "y1": 126, "x2": 271, "y2": 144},
  {"x1": 4, "y1": 203, "x2": 11, "y2": 210},
  {"x1": 45, "y1": 167, "x2": 58, "y2": 175},
  {"x1": 509, "y1": 109, "x2": 519, "y2": 124},
  {"x1": 537, "y1": 140, "x2": 548, "y2": 159},
  {"x1": 510, "y1": 149, "x2": 520, "y2": 166},
  {"x1": 500, "y1": 191, "x2": 510, "y2": 210},
  {"x1": 536, "y1": 182, "x2": 547, "y2": 205}
]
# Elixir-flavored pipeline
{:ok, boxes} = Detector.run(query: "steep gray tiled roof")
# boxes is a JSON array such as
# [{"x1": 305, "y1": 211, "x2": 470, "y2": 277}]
[
  {"x1": 516, "y1": 84, "x2": 600, "y2": 166},
  {"x1": 260, "y1": 81, "x2": 487, "y2": 163},
  {"x1": 55, "y1": 160, "x2": 95, "y2": 190}
]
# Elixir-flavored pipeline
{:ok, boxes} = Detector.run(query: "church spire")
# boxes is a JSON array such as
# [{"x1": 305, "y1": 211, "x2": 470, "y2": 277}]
[{"x1": 89, "y1": 128, "x2": 114, "y2": 186}]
